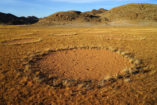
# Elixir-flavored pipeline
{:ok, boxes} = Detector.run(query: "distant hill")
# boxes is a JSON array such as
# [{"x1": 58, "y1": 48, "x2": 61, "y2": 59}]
[
  {"x1": 37, "y1": 10, "x2": 107, "y2": 25},
  {"x1": 100, "y1": 3, "x2": 157, "y2": 22},
  {"x1": 1, "y1": 3, "x2": 157, "y2": 25},
  {"x1": 37, "y1": 3, "x2": 157, "y2": 25},
  {"x1": 0, "y1": 12, "x2": 39, "y2": 25}
]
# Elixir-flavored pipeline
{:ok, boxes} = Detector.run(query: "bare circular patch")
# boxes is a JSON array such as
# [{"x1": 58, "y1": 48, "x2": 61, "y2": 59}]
[
  {"x1": 102, "y1": 35, "x2": 146, "y2": 40},
  {"x1": 33, "y1": 49, "x2": 132, "y2": 81},
  {"x1": 49, "y1": 32, "x2": 77, "y2": 36},
  {"x1": 1, "y1": 38, "x2": 41, "y2": 45}
]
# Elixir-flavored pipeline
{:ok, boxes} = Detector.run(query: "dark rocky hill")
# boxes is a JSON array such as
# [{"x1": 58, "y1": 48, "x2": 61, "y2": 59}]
[{"x1": 0, "y1": 12, "x2": 39, "y2": 25}]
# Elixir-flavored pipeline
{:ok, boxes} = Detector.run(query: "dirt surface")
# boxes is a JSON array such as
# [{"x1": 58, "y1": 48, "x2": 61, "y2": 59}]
[{"x1": 36, "y1": 49, "x2": 131, "y2": 80}]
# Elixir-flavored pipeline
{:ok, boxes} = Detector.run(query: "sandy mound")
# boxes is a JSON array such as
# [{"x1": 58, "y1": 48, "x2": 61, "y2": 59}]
[
  {"x1": 2, "y1": 38, "x2": 41, "y2": 45},
  {"x1": 34, "y1": 49, "x2": 132, "y2": 80}
]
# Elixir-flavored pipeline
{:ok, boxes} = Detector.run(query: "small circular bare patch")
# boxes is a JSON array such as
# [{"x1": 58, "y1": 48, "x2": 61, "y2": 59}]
[
  {"x1": 1, "y1": 38, "x2": 41, "y2": 45},
  {"x1": 50, "y1": 32, "x2": 77, "y2": 36},
  {"x1": 99, "y1": 34, "x2": 146, "y2": 40},
  {"x1": 33, "y1": 49, "x2": 132, "y2": 81}
]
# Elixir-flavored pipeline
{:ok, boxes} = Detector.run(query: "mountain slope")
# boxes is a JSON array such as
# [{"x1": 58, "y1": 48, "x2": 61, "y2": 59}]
[
  {"x1": 37, "y1": 3, "x2": 157, "y2": 25},
  {"x1": 37, "y1": 10, "x2": 106, "y2": 25},
  {"x1": 0, "y1": 12, "x2": 39, "y2": 25},
  {"x1": 100, "y1": 3, "x2": 157, "y2": 22}
]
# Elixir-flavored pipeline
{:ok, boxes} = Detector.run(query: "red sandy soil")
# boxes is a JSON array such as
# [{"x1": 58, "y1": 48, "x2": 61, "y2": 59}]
[{"x1": 36, "y1": 49, "x2": 132, "y2": 80}]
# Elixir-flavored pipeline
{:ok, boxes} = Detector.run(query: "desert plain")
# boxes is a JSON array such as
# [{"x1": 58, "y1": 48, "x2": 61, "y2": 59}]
[{"x1": 0, "y1": 24, "x2": 157, "y2": 105}]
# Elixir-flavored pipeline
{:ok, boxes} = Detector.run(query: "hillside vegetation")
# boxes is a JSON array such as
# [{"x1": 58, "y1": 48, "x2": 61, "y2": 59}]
[
  {"x1": 100, "y1": 3, "x2": 157, "y2": 22},
  {"x1": 37, "y1": 10, "x2": 105, "y2": 25},
  {"x1": 37, "y1": 3, "x2": 157, "y2": 25}
]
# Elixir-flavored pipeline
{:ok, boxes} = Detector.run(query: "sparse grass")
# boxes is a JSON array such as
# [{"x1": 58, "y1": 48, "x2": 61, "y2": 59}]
[
  {"x1": 0, "y1": 25, "x2": 157, "y2": 105},
  {"x1": 103, "y1": 75, "x2": 113, "y2": 81},
  {"x1": 124, "y1": 78, "x2": 131, "y2": 82},
  {"x1": 134, "y1": 59, "x2": 142, "y2": 65},
  {"x1": 24, "y1": 64, "x2": 31, "y2": 72},
  {"x1": 129, "y1": 58, "x2": 135, "y2": 64},
  {"x1": 121, "y1": 68, "x2": 132, "y2": 74},
  {"x1": 108, "y1": 47, "x2": 118, "y2": 52},
  {"x1": 115, "y1": 73, "x2": 123, "y2": 79}
]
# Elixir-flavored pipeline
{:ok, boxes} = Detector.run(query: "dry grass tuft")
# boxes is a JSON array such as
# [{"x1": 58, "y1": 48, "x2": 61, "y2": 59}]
[
  {"x1": 24, "y1": 64, "x2": 31, "y2": 72},
  {"x1": 134, "y1": 59, "x2": 142, "y2": 65},
  {"x1": 103, "y1": 75, "x2": 114, "y2": 81},
  {"x1": 124, "y1": 78, "x2": 131, "y2": 82},
  {"x1": 121, "y1": 68, "x2": 132, "y2": 74}
]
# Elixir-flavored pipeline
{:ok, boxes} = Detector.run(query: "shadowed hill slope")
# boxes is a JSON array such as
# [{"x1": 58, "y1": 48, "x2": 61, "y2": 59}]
[
  {"x1": 84, "y1": 8, "x2": 108, "y2": 15},
  {"x1": 0, "y1": 12, "x2": 39, "y2": 25},
  {"x1": 37, "y1": 3, "x2": 157, "y2": 25}
]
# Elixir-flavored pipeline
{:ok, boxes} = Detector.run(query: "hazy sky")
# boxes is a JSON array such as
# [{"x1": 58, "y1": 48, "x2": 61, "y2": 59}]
[{"x1": 0, "y1": 0, "x2": 156, "y2": 18}]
